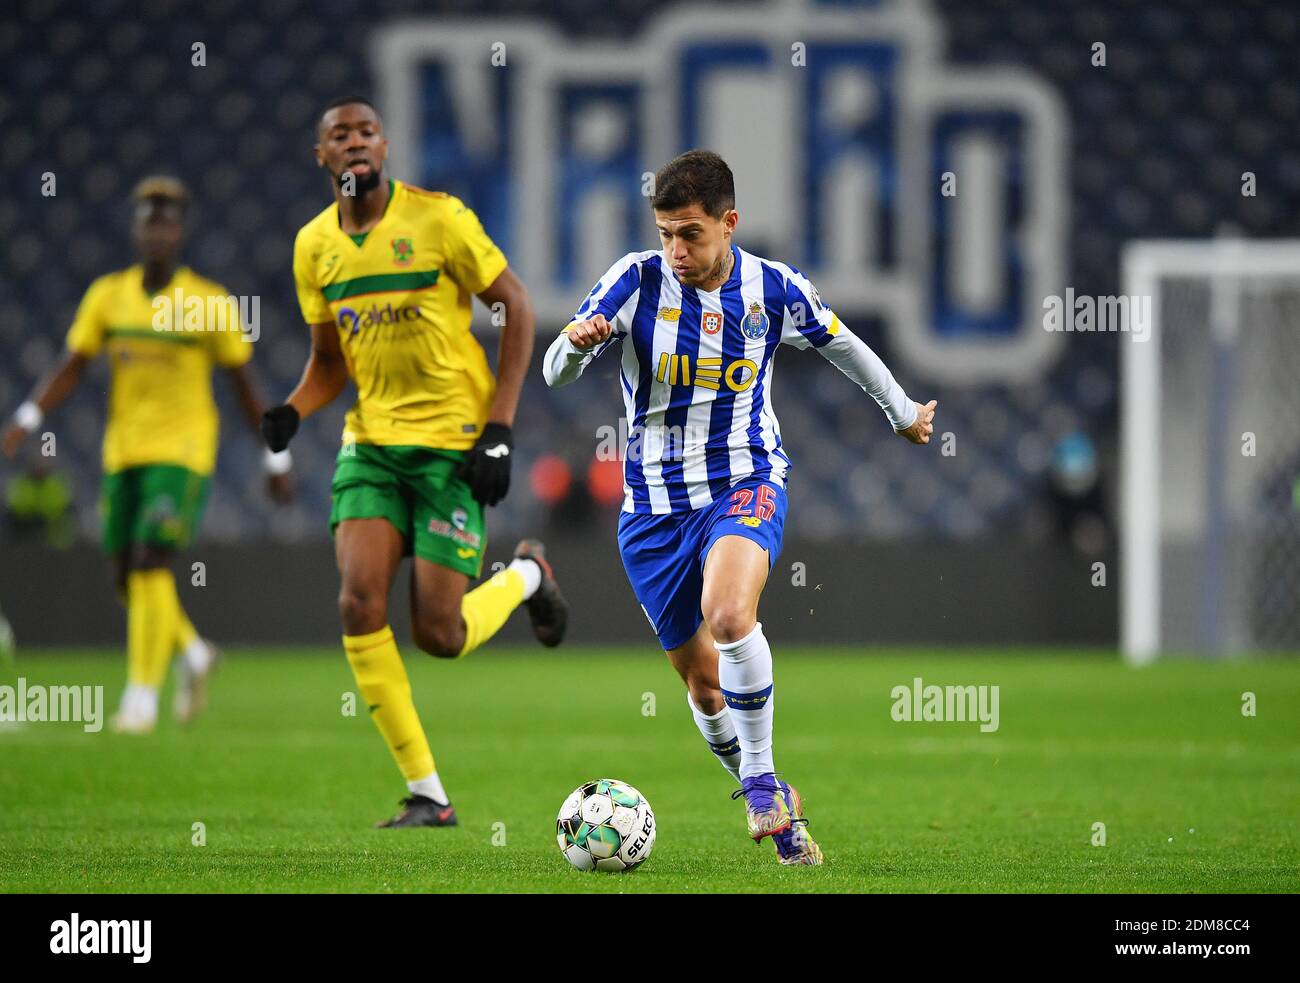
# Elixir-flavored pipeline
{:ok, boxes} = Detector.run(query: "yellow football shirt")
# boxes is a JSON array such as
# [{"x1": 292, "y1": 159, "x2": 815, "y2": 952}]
[
  {"x1": 291, "y1": 180, "x2": 507, "y2": 451},
  {"x1": 65, "y1": 265, "x2": 252, "y2": 476}
]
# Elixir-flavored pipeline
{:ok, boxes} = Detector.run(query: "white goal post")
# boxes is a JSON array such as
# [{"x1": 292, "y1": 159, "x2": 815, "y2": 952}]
[{"x1": 1122, "y1": 239, "x2": 1300, "y2": 664}]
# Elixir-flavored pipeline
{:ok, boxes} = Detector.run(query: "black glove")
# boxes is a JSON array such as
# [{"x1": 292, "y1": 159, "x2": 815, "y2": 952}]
[
  {"x1": 456, "y1": 422, "x2": 513, "y2": 507},
  {"x1": 261, "y1": 404, "x2": 300, "y2": 452}
]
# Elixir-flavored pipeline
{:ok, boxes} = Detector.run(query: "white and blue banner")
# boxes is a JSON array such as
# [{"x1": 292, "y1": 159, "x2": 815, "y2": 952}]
[{"x1": 372, "y1": 0, "x2": 1068, "y2": 383}]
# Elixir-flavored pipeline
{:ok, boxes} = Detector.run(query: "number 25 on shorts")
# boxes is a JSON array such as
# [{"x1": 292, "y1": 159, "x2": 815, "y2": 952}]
[{"x1": 726, "y1": 484, "x2": 776, "y2": 520}]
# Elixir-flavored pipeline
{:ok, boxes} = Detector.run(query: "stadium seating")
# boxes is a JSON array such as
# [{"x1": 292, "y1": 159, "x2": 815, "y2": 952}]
[{"x1": 2, "y1": 0, "x2": 1296, "y2": 545}]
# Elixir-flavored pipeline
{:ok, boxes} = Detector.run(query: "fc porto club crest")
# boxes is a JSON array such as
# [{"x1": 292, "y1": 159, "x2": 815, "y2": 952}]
[
  {"x1": 741, "y1": 301, "x2": 769, "y2": 340},
  {"x1": 391, "y1": 237, "x2": 414, "y2": 267},
  {"x1": 701, "y1": 311, "x2": 722, "y2": 335}
]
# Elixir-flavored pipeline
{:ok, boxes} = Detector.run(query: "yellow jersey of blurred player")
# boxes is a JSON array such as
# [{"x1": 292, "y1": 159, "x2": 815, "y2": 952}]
[
  {"x1": 2, "y1": 177, "x2": 291, "y2": 733},
  {"x1": 262, "y1": 96, "x2": 569, "y2": 828}
]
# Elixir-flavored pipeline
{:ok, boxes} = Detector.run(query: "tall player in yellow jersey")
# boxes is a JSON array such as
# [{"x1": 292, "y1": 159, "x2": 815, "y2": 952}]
[
  {"x1": 2, "y1": 177, "x2": 292, "y2": 733},
  {"x1": 262, "y1": 97, "x2": 569, "y2": 828}
]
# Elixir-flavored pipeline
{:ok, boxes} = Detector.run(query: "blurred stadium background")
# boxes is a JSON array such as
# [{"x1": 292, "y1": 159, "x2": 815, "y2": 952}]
[{"x1": 2, "y1": 0, "x2": 1298, "y2": 653}]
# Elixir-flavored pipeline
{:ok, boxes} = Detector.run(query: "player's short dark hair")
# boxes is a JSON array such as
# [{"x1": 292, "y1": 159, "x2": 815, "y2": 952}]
[
  {"x1": 318, "y1": 95, "x2": 379, "y2": 129},
  {"x1": 650, "y1": 150, "x2": 735, "y2": 218},
  {"x1": 131, "y1": 175, "x2": 189, "y2": 216}
]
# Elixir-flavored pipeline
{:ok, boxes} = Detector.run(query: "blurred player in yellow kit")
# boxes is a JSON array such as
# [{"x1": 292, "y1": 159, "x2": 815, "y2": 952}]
[
  {"x1": 261, "y1": 97, "x2": 568, "y2": 828},
  {"x1": 2, "y1": 177, "x2": 292, "y2": 733}
]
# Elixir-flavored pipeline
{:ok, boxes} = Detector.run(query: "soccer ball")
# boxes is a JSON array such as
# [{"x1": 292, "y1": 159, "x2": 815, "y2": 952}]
[{"x1": 556, "y1": 778, "x2": 656, "y2": 872}]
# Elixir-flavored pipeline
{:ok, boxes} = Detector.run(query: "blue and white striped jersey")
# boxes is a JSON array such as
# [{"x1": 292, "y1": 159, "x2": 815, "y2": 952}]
[{"x1": 545, "y1": 244, "x2": 914, "y2": 515}]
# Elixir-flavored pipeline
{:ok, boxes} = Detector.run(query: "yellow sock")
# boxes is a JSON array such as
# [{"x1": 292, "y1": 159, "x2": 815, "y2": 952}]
[
  {"x1": 175, "y1": 606, "x2": 199, "y2": 653},
  {"x1": 343, "y1": 626, "x2": 435, "y2": 781},
  {"x1": 126, "y1": 569, "x2": 181, "y2": 689},
  {"x1": 458, "y1": 568, "x2": 527, "y2": 658}
]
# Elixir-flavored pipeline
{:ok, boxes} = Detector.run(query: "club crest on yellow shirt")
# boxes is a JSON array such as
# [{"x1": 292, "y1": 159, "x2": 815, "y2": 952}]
[{"x1": 391, "y1": 237, "x2": 414, "y2": 267}]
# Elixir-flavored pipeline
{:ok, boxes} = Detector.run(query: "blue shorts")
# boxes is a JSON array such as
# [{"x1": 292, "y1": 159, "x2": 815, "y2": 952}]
[{"x1": 617, "y1": 479, "x2": 788, "y2": 650}]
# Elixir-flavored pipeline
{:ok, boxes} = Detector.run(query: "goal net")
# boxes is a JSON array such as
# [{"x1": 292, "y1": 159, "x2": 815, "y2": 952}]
[{"x1": 1122, "y1": 239, "x2": 1300, "y2": 663}]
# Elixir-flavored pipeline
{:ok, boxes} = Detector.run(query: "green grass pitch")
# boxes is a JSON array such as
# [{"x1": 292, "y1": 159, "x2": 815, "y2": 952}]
[{"x1": 1, "y1": 647, "x2": 1297, "y2": 893}]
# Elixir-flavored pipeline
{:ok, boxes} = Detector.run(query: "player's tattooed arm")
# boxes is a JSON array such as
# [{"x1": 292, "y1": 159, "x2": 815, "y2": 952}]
[
  {"x1": 542, "y1": 314, "x2": 612, "y2": 388},
  {"x1": 475, "y1": 266, "x2": 535, "y2": 428},
  {"x1": 2, "y1": 351, "x2": 89, "y2": 458}
]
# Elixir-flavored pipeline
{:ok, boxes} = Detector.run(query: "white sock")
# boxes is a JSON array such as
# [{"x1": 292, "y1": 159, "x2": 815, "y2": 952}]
[
  {"x1": 687, "y1": 692, "x2": 742, "y2": 783},
  {"x1": 508, "y1": 558, "x2": 542, "y2": 600},
  {"x1": 408, "y1": 771, "x2": 450, "y2": 805},
  {"x1": 716, "y1": 622, "x2": 775, "y2": 780},
  {"x1": 183, "y1": 637, "x2": 211, "y2": 675},
  {"x1": 120, "y1": 684, "x2": 159, "y2": 720}
]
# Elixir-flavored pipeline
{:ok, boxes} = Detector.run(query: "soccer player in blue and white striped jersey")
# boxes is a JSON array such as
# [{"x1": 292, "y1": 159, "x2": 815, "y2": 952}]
[{"x1": 543, "y1": 150, "x2": 936, "y2": 866}]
